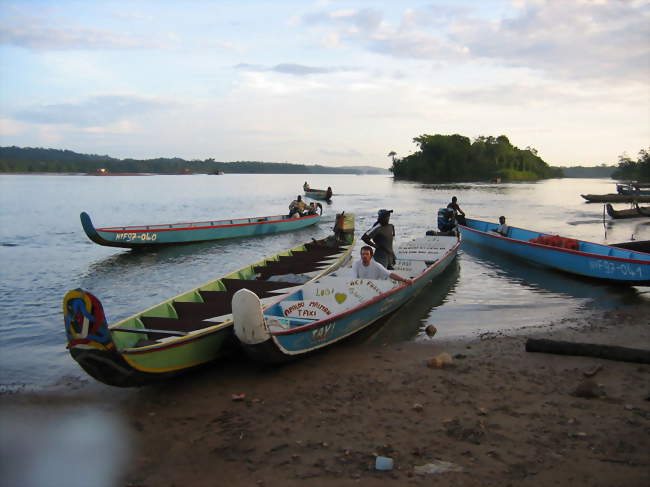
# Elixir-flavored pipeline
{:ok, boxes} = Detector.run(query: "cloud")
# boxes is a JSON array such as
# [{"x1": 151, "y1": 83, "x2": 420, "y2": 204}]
[
  {"x1": 13, "y1": 95, "x2": 172, "y2": 127},
  {"x1": 300, "y1": 1, "x2": 650, "y2": 82},
  {"x1": 235, "y1": 62, "x2": 357, "y2": 76},
  {"x1": 0, "y1": 23, "x2": 165, "y2": 50}
]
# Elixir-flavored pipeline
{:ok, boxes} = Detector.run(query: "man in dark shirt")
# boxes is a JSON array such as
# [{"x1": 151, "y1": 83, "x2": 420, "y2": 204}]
[
  {"x1": 361, "y1": 209, "x2": 395, "y2": 269},
  {"x1": 447, "y1": 196, "x2": 466, "y2": 225}
]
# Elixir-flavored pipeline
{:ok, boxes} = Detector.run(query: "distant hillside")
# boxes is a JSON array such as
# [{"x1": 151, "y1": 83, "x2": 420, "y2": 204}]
[
  {"x1": 0, "y1": 146, "x2": 389, "y2": 175},
  {"x1": 552, "y1": 165, "x2": 615, "y2": 178}
]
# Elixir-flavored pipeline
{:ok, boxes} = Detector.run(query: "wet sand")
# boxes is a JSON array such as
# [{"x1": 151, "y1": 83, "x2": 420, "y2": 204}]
[{"x1": 2, "y1": 304, "x2": 649, "y2": 487}]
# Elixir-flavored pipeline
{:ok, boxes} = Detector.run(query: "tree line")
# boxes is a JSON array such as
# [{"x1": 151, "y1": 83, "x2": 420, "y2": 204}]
[
  {"x1": 0, "y1": 146, "x2": 386, "y2": 175},
  {"x1": 390, "y1": 134, "x2": 562, "y2": 182},
  {"x1": 611, "y1": 148, "x2": 650, "y2": 182}
]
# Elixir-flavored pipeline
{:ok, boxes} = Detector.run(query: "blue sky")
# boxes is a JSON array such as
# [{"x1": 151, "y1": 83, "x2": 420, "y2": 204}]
[{"x1": 0, "y1": 0, "x2": 648, "y2": 167}]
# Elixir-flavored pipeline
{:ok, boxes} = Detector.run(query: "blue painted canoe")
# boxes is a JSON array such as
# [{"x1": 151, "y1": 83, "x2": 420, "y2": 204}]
[
  {"x1": 80, "y1": 210, "x2": 322, "y2": 248},
  {"x1": 458, "y1": 218, "x2": 650, "y2": 285},
  {"x1": 232, "y1": 234, "x2": 461, "y2": 363}
]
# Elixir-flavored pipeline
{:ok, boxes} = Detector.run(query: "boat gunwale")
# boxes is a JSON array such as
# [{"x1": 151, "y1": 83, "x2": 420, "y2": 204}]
[
  {"x1": 267, "y1": 237, "x2": 461, "y2": 336},
  {"x1": 459, "y1": 221, "x2": 650, "y2": 264},
  {"x1": 115, "y1": 241, "x2": 356, "y2": 354},
  {"x1": 96, "y1": 213, "x2": 320, "y2": 233}
]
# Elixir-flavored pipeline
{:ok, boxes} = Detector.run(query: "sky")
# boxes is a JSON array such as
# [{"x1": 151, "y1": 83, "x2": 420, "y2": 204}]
[{"x1": 0, "y1": 0, "x2": 648, "y2": 168}]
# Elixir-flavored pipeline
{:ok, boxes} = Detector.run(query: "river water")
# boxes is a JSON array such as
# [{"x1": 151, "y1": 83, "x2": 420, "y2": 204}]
[{"x1": 1, "y1": 174, "x2": 648, "y2": 390}]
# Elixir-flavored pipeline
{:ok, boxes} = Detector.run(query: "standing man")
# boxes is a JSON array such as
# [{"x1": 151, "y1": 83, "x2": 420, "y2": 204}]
[
  {"x1": 447, "y1": 196, "x2": 466, "y2": 225},
  {"x1": 361, "y1": 209, "x2": 395, "y2": 269},
  {"x1": 352, "y1": 246, "x2": 412, "y2": 284}
]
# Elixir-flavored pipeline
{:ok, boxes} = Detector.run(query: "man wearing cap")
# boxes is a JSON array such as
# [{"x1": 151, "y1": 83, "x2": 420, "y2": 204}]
[{"x1": 361, "y1": 209, "x2": 396, "y2": 269}]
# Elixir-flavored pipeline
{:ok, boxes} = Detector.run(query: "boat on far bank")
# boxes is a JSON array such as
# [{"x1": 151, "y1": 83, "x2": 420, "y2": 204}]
[
  {"x1": 605, "y1": 203, "x2": 650, "y2": 219},
  {"x1": 458, "y1": 218, "x2": 650, "y2": 286},
  {"x1": 581, "y1": 193, "x2": 650, "y2": 203},
  {"x1": 80, "y1": 209, "x2": 322, "y2": 249}
]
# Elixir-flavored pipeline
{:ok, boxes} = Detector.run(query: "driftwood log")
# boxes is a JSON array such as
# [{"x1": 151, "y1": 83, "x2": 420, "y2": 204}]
[{"x1": 525, "y1": 338, "x2": 650, "y2": 364}]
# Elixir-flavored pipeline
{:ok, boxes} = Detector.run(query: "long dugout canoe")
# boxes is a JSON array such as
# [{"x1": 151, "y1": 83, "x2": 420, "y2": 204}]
[
  {"x1": 581, "y1": 194, "x2": 650, "y2": 203},
  {"x1": 80, "y1": 211, "x2": 321, "y2": 248}
]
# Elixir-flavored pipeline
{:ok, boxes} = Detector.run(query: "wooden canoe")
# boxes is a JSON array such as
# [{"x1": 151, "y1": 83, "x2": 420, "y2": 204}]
[
  {"x1": 63, "y1": 213, "x2": 356, "y2": 386},
  {"x1": 305, "y1": 188, "x2": 332, "y2": 201},
  {"x1": 605, "y1": 204, "x2": 650, "y2": 219},
  {"x1": 458, "y1": 218, "x2": 650, "y2": 285},
  {"x1": 581, "y1": 194, "x2": 650, "y2": 203},
  {"x1": 80, "y1": 210, "x2": 321, "y2": 248},
  {"x1": 233, "y1": 234, "x2": 461, "y2": 363}
]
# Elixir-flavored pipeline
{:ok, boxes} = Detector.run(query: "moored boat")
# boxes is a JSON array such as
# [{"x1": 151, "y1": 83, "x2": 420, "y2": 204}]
[
  {"x1": 63, "y1": 213, "x2": 356, "y2": 386},
  {"x1": 458, "y1": 218, "x2": 650, "y2": 285},
  {"x1": 616, "y1": 183, "x2": 650, "y2": 195},
  {"x1": 80, "y1": 210, "x2": 322, "y2": 248},
  {"x1": 232, "y1": 234, "x2": 461, "y2": 363},
  {"x1": 305, "y1": 187, "x2": 333, "y2": 201},
  {"x1": 581, "y1": 194, "x2": 650, "y2": 203},
  {"x1": 605, "y1": 203, "x2": 650, "y2": 219}
]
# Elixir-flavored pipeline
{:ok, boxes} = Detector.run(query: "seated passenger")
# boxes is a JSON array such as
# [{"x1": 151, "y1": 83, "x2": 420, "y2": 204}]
[
  {"x1": 491, "y1": 216, "x2": 509, "y2": 236},
  {"x1": 288, "y1": 195, "x2": 307, "y2": 217},
  {"x1": 352, "y1": 246, "x2": 412, "y2": 285},
  {"x1": 303, "y1": 181, "x2": 310, "y2": 191}
]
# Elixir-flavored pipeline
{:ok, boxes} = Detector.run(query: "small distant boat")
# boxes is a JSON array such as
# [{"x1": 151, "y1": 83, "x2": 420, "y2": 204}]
[
  {"x1": 605, "y1": 203, "x2": 650, "y2": 219},
  {"x1": 581, "y1": 194, "x2": 650, "y2": 203},
  {"x1": 63, "y1": 213, "x2": 356, "y2": 386},
  {"x1": 305, "y1": 187, "x2": 333, "y2": 201},
  {"x1": 233, "y1": 234, "x2": 461, "y2": 363},
  {"x1": 458, "y1": 218, "x2": 650, "y2": 285},
  {"x1": 80, "y1": 210, "x2": 322, "y2": 248},
  {"x1": 616, "y1": 183, "x2": 650, "y2": 195}
]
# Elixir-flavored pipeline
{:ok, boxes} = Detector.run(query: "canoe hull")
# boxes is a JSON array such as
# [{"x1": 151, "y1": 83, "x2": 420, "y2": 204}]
[
  {"x1": 304, "y1": 189, "x2": 331, "y2": 201},
  {"x1": 458, "y1": 218, "x2": 650, "y2": 285},
  {"x1": 65, "y1": 214, "x2": 356, "y2": 386},
  {"x1": 606, "y1": 204, "x2": 650, "y2": 219},
  {"x1": 81, "y1": 211, "x2": 321, "y2": 248},
  {"x1": 236, "y1": 236, "x2": 461, "y2": 363},
  {"x1": 581, "y1": 194, "x2": 650, "y2": 203}
]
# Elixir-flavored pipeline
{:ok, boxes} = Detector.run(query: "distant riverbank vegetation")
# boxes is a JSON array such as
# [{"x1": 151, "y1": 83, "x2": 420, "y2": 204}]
[
  {"x1": 390, "y1": 134, "x2": 562, "y2": 182},
  {"x1": 0, "y1": 146, "x2": 387, "y2": 175},
  {"x1": 611, "y1": 148, "x2": 650, "y2": 182}
]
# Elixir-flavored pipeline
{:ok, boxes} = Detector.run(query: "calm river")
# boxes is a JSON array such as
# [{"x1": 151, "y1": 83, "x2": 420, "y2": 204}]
[{"x1": 1, "y1": 174, "x2": 648, "y2": 390}]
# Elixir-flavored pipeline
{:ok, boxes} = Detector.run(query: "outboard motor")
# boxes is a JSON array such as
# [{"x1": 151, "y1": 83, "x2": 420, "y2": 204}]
[{"x1": 437, "y1": 207, "x2": 456, "y2": 232}]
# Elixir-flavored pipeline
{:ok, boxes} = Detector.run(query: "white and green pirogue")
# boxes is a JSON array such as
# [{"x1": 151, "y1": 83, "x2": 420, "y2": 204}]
[{"x1": 63, "y1": 213, "x2": 355, "y2": 386}]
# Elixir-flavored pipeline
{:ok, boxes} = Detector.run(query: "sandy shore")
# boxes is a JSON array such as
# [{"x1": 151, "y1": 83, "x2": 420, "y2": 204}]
[{"x1": 2, "y1": 303, "x2": 649, "y2": 487}]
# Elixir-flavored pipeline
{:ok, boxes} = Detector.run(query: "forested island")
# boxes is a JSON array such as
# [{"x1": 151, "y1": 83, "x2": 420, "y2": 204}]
[
  {"x1": 390, "y1": 134, "x2": 562, "y2": 182},
  {"x1": 0, "y1": 146, "x2": 388, "y2": 175}
]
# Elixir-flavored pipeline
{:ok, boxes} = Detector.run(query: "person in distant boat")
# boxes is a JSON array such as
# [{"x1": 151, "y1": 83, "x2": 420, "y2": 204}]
[
  {"x1": 447, "y1": 196, "x2": 466, "y2": 225},
  {"x1": 491, "y1": 216, "x2": 509, "y2": 237},
  {"x1": 352, "y1": 246, "x2": 412, "y2": 284},
  {"x1": 361, "y1": 209, "x2": 396, "y2": 269},
  {"x1": 326, "y1": 186, "x2": 333, "y2": 200},
  {"x1": 303, "y1": 181, "x2": 310, "y2": 191},
  {"x1": 288, "y1": 195, "x2": 306, "y2": 217}
]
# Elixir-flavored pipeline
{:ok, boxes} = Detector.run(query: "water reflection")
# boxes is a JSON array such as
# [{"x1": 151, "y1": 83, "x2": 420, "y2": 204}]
[{"x1": 364, "y1": 259, "x2": 461, "y2": 343}]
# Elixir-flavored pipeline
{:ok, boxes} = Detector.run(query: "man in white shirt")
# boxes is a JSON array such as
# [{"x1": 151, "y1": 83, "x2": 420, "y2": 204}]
[
  {"x1": 352, "y1": 246, "x2": 413, "y2": 284},
  {"x1": 491, "y1": 215, "x2": 509, "y2": 236}
]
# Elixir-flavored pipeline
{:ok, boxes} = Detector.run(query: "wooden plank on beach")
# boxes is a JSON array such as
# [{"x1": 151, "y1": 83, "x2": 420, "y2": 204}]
[{"x1": 525, "y1": 338, "x2": 650, "y2": 364}]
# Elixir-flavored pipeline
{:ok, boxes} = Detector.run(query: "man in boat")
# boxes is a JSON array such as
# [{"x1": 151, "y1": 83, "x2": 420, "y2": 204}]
[
  {"x1": 326, "y1": 186, "x2": 333, "y2": 200},
  {"x1": 303, "y1": 181, "x2": 310, "y2": 191},
  {"x1": 491, "y1": 216, "x2": 510, "y2": 236},
  {"x1": 447, "y1": 196, "x2": 466, "y2": 225},
  {"x1": 353, "y1": 246, "x2": 412, "y2": 284},
  {"x1": 361, "y1": 209, "x2": 396, "y2": 269},
  {"x1": 288, "y1": 195, "x2": 307, "y2": 217}
]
